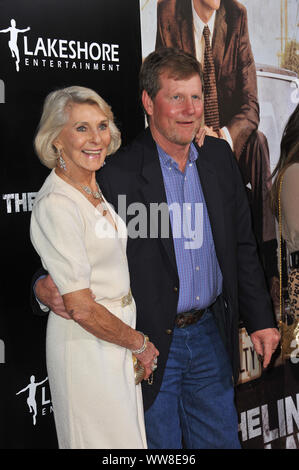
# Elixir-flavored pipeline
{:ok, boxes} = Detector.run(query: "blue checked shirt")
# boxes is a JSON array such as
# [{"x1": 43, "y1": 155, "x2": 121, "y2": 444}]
[{"x1": 157, "y1": 142, "x2": 223, "y2": 313}]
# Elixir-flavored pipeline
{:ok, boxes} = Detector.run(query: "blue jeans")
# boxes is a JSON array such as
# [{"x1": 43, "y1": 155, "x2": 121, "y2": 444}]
[{"x1": 145, "y1": 310, "x2": 241, "y2": 449}]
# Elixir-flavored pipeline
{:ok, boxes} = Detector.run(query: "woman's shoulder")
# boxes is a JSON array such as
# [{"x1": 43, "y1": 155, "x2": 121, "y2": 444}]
[
  {"x1": 284, "y1": 162, "x2": 299, "y2": 179},
  {"x1": 33, "y1": 170, "x2": 81, "y2": 217},
  {"x1": 281, "y1": 163, "x2": 299, "y2": 203},
  {"x1": 35, "y1": 170, "x2": 77, "y2": 204},
  {"x1": 282, "y1": 163, "x2": 299, "y2": 193}
]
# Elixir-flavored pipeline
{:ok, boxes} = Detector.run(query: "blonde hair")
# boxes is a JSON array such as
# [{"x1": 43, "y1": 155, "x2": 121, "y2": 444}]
[{"x1": 34, "y1": 85, "x2": 121, "y2": 169}]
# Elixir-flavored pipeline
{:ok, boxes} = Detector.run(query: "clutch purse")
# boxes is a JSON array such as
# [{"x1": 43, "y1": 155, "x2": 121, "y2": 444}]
[
  {"x1": 278, "y1": 176, "x2": 299, "y2": 360},
  {"x1": 133, "y1": 355, "x2": 145, "y2": 385}
]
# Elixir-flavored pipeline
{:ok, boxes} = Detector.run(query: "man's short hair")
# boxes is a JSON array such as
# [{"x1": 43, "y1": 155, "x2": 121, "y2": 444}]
[{"x1": 140, "y1": 47, "x2": 203, "y2": 101}]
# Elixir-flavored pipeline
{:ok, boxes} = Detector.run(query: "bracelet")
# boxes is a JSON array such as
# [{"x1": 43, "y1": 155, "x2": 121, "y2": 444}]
[{"x1": 131, "y1": 332, "x2": 149, "y2": 355}]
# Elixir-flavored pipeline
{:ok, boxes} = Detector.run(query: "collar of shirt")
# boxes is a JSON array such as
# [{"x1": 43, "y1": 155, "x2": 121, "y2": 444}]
[
  {"x1": 156, "y1": 142, "x2": 198, "y2": 172},
  {"x1": 192, "y1": 2, "x2": 216, "y2": 43}
]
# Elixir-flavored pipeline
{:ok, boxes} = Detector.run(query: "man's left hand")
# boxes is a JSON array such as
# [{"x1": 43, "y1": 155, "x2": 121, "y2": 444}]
[{"x1": 250, "y1": 328, "x2": 281, "y2": 369}]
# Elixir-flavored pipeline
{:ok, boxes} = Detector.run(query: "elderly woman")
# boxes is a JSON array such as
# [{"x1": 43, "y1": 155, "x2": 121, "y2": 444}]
[
  {"x1": 271, "y1": 103, "x2": 299, "y2": 355},
  {"x1": 30, "y1": 86, "x2": 159, "y2": 449}
]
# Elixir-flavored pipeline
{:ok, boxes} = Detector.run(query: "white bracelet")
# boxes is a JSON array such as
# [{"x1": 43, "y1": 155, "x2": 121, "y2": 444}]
[{"x1": 132, "y1": 332, "x2": 149, "y2": 355}]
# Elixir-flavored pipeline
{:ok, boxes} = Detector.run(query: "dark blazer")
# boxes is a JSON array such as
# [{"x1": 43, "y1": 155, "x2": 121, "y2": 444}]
[
  {"x1": 97, "y1": 128, "x2": 275, "y2": 410},
  {"x1": 155, "y1": 0, "x2": 259, "y2": 159}
]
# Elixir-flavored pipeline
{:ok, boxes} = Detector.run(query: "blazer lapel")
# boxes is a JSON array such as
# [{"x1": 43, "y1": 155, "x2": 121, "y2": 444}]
[
  {"x1": 212, "y1": 2, "x2": 227, "y2": 82},
  {"x1": 139, "y1": 130, "x2": 178, "y2": 279},
  {"x1": 195, "y1": 145, "x2": 226, "y2": 270}
]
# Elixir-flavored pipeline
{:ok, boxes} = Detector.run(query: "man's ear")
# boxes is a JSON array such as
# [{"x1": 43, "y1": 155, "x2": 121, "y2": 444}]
[{"x1": 142, "y1": 90, "x2": 154, "y2": 117}]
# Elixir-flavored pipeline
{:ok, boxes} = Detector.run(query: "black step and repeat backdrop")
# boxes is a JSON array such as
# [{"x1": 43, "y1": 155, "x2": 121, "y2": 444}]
[
  {"x1": 0, "y1": 0, "x2": 299, "y2": 450},
  {"x1": 0, "y1": 0, "x2": 144, "y2": 449},
  {"x1": 140, "y1": 0, "x2": 299, "y2": 449}
]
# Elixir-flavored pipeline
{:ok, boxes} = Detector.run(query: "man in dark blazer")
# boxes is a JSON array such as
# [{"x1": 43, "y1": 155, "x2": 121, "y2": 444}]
[
  {"x1": 32, "y1": 48, "x2": 279, "y2": 448},
  {"x1": 155, "y1": 0, "x2": 279, "y2": 306}
]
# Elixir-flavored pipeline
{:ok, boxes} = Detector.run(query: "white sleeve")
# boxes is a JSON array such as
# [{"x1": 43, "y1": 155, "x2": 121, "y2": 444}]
[{"x1": 30, "y1": 192, "x2": 91, "y2": 295}]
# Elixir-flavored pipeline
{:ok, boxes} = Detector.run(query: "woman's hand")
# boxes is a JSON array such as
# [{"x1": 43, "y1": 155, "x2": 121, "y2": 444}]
[
  {"x1": 195, "y1": 126, "x2": 224, "y2": 146},
  {"x1": 194, "y1": 126, "x2": 207, "y2": 147},
  {"x1": 134, "y1": 340, "x2": 159, "y2": 380}
]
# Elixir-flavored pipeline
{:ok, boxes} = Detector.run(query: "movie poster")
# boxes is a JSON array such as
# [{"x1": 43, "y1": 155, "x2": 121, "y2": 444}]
[{"x1": 139, "y1": 0, "x2": 299, "y2": 449}]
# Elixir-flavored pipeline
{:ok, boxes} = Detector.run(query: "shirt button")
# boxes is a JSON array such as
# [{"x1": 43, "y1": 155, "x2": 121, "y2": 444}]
[
  {"x1": 165, "y1": 329, "x2": 173, "y2": 335},
  {"x1": 196, "y1": 296, "x2": 200, "y2": 301},
  {"x1": 196, "y1": 266, "x2": 199, "y2": 271},
  {"x1": 189, "y1": 163, "x2": 193, "y2": 167}
]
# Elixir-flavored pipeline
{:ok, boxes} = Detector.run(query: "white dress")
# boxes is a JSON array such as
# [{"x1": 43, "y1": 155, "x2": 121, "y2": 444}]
[{"x1": 30, "y1": 169, "x2": 147, "y2": 449}]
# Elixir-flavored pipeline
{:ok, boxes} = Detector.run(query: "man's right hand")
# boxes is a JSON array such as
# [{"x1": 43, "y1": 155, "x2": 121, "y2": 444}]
[{"x1": 35, "y1": 275, "x2": 71, "y2": 319}]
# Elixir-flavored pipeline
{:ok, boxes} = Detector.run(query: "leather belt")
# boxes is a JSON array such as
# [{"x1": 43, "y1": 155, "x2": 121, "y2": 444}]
[{"x1": 175, "y1": 308, "x2": 207, "y2": 329}]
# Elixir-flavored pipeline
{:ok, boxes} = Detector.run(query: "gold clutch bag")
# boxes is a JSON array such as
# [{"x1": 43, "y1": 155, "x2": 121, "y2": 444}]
[{"x1": 133, "y1": 355, "x2": 145, "y2": 385}]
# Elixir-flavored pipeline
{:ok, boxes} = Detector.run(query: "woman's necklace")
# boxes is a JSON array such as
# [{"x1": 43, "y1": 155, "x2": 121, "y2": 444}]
[
  {"x1": 61, "y1": 171, "x2": 108, "y2": 216},
  {"x1": 81, "y1": 183, "x2": 102, "y2": 200}
]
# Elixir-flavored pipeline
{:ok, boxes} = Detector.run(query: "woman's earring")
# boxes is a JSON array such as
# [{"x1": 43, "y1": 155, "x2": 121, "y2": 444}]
[{"x1": 57, "y1": 149, "x2": 66, "y2": 171}]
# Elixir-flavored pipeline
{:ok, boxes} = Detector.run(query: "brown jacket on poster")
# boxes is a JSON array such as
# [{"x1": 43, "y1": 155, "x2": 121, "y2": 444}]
[{"x1": 156, "y1": 0, "x2": 259, "y2": 159}]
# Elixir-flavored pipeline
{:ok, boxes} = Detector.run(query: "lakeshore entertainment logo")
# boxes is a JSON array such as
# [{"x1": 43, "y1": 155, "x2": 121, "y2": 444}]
[
  {"x1": 16, "y1": 375, "x2": 53, "y2": 426},
  {"x1": 0, "y1": 339, "x2": 4, "y2": 364},
  {"x1": 0, "y1": 79, "x2": 4, "y2": 103},
  {"x1": 0, "y1": 18, "x2": 120, "y2": 73}
]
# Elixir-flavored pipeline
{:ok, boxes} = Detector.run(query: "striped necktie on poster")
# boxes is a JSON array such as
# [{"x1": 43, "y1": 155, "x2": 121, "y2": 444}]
[{"x1": 203, "y1": 25, "x2": 220, "y2": 131}]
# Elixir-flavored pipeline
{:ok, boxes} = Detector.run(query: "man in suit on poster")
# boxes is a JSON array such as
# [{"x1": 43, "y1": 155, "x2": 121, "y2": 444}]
[
  {"x1": 32, "y1": 48, "x2": 280, "y2": 449},
  {"x1": 155, "y1": 0, "x2": 279, "y2": 305}
]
